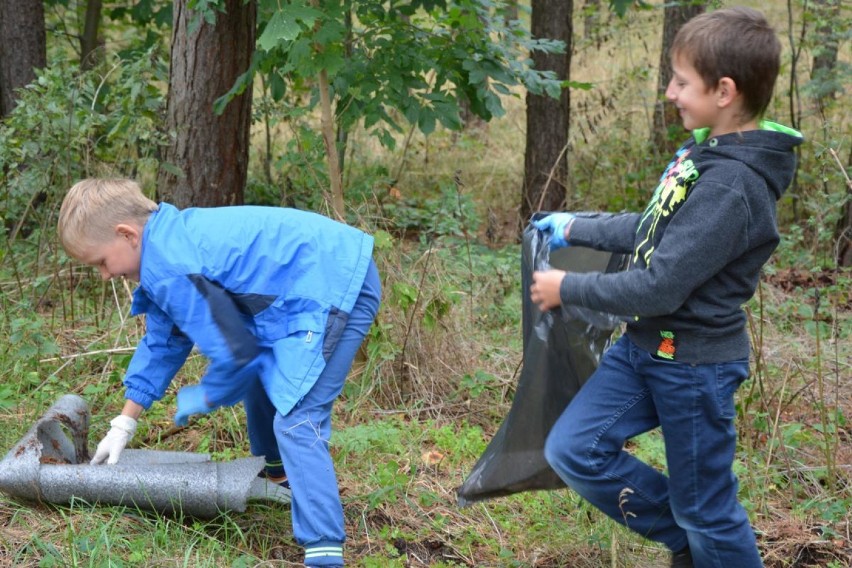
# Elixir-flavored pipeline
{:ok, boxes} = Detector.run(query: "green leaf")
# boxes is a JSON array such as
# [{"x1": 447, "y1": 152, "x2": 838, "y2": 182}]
[
  {"x1": 269, "y1": 72, "x2": 286, "y2": 101},
  {"x1": 372, "y1": 230, "x2": 395, "y2": 251},
  {"x1": 609, "y1": 0, "x2": 637, "y2": 18},
  {"x1": 418, "y1": 108, "x2": 436, "y2": 135},
  {"x1": 392, "y1": 282, "x2": 419, "y2": 311},
  {"x1": 213, "y1": 68, "x2": 255, "y2": 114},
  {"x1": 258, "y1": 12, "x2": 302, "y2": 52},
  {"x1": 565, "y1": 80, "x2": 594, "y2": 91}
]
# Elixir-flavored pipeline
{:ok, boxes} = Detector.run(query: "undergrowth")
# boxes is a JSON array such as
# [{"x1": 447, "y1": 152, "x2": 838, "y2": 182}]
[{"x1": 1, "y1": 1, "x2": 850, "y2": 567}]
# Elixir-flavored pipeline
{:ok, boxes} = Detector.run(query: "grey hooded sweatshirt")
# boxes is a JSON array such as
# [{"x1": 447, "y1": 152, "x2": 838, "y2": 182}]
[{"x1": 561, "y1": 121, "x2": 803, "y2": 363}]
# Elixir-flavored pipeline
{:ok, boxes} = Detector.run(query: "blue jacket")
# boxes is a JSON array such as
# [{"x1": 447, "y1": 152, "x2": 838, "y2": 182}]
[{"x1": 124, "y1": 203, "x2": 375, "y2": 416}]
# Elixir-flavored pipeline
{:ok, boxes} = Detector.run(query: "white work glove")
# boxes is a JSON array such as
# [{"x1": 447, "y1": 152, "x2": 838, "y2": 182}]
[{"x1": 90, "y1": 414, "x2": 137, "y2": 465}]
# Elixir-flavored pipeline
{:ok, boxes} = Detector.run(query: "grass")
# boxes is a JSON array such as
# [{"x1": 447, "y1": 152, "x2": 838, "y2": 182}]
[
  {"x1": 2, "y1": 236, "x2": 848, "y2": 568},
  {"x1": 1, "y1": 0, "x2": 851, "y2": 566}
]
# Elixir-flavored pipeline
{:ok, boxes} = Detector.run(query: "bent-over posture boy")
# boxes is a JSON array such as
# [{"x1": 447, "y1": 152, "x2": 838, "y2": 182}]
[
  {"x1": 530, "y1": 7, "x2": 802, "y2": 567},
  {"x1": 58, "y1": 179, "x2": 381, "y2": 568}
]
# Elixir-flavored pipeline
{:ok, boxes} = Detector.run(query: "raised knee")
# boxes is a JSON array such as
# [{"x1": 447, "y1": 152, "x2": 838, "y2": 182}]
[{"x1": 544, "y1": 431, "x2": 591, "y2": 477}]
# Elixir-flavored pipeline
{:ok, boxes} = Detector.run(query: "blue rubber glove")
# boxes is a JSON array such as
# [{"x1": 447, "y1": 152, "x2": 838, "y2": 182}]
[
  {"x1": 533, "y1": 213, "x2": 575, "y2": 249},
  {"x1": 174, "y1": 385, "x2": 212, "y2": 426}
]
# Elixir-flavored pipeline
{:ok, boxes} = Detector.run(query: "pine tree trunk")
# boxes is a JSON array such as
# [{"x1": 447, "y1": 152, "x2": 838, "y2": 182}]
[
  {"x1": 811, "y1": 0, "x2": 841, "y2": 104},
  {"x1": 158, "y1": 0, "x2": 256, "y2": 208},
  {"x1": 0, "y1": 0, "x2": 46, "y2": 117},
  {"x1": 80, "y1": 0, "x2": 103, "y2": 70},
  {"x1": 521, "y1": 0, "x2": 572, "y2": 230}
]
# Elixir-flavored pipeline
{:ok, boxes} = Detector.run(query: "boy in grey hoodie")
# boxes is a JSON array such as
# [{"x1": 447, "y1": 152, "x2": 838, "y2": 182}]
[{"x1": 530, "y1": 7, "x2": 802, "y2": 568}]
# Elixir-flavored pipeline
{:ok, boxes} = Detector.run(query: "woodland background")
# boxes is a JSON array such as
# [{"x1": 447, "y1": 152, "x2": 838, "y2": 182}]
[{"x1": 0, "y1": 0, "x2": 849, "y2": 566}]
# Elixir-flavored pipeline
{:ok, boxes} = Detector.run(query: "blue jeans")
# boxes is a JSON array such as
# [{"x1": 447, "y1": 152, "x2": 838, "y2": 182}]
[
  {"x1": 244, "y1": 260, "x2": 381, "y2": 566},
  {"x1": 544, "y1": 335, "x2": 762, "y2": 567}
]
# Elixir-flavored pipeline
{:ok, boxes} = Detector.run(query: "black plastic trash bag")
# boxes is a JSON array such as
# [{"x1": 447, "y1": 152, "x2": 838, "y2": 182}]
[{"x1": 457, "y1": 216, "x2": 626, "y2": 505}]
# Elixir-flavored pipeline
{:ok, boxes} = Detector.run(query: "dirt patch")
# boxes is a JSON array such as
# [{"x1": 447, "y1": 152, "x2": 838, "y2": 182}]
[
  {"x1": 760, "y1": 516, "x2": 852, "y2": 568},
  {"x1": 391, "y1": 538, "x2": 463, "y2": 566},
  {"x1": 765, "y1": 267, "x2": 851, "y2": 310}
]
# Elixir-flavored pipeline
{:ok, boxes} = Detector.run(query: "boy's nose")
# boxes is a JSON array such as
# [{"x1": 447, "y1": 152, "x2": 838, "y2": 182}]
[
  {"x1": 664, "y1": 80, "x2": 676, "y2": 101},
  {"x1": 98, "y1": 266, "x2": 111, "y2": 280}
]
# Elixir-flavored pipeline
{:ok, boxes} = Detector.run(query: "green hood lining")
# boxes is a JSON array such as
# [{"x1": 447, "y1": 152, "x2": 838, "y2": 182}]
[{"x1": 693, "y1": 120, "x2": 803, "y2": 144}]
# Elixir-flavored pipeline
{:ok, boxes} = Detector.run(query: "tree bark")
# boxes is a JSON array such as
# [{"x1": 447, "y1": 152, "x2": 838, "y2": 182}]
[
  {"x1": 810, "y1": 0, "x2": 845, "y2": 265},
  {"x1": 521, "y1": 0, "x2": 572, "y2": 228},
  {"x1": 319, "y1": 68, "x2": 344, "y2": 220},
  {"x1": 80, "y1": 0, "x2": 103, "y2": 70},
  {"x1": 835, "y1": 148, "x2": 852, "y2": 268},
  {"x1": 650, "y1": 1, "x2": 705, "y2": 157},
  {"x1": 0, "y1": 0, "x2": 46, "y2": 117},
  {"x1": 158, "y1": 0, "x2": 256, "y2": 208},
  {"x1": 811, "y1": 0, "x2": 841, "y2": 105}
]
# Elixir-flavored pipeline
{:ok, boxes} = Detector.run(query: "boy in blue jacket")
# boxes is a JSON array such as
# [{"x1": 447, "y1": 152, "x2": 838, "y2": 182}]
[
  {"x1": 530, "y1": 7, "x2": 802, "y2": 568},
  {"x1": 58, "y1": 178, "x2": 381, "y2": 567}
]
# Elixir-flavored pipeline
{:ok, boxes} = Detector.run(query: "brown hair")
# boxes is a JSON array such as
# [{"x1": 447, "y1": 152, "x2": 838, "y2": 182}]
[
  {"x1": 58, "y1": 178, "x2": 158, "y2": 258},
  {"x1": 671, "y1": 6, "x2": 781, "y2": 120}
]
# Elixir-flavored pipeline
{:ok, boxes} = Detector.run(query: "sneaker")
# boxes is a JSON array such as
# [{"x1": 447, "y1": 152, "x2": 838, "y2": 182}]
[
  {"x1": 258, "y1": 469, "x2": 290, "y2": 489},
  {"x1": 670, "y1": 546, "x2": 693, "y2": 568}
]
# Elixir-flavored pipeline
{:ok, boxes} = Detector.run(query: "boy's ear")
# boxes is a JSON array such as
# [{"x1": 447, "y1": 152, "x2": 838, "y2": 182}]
[
  {"x1": 115, "y1": 223, "x2": 141, "y2": 245},
  {"x1": 716, "y1": 77, "x2": 738, "y2": 108}
]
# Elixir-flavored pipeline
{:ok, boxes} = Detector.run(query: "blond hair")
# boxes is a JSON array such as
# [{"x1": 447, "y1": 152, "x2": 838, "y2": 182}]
[{"x1": 58, "y1": 178, "x2": 158, "y2": 258}]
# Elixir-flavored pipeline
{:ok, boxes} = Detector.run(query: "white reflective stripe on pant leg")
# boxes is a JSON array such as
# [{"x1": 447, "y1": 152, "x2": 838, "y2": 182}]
[{"x1": 304, "y1": 545, "x2": 344, "y2": 560}]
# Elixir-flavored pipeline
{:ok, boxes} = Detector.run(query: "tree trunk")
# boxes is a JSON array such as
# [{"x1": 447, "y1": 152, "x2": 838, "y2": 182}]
[
  {"x1": 811, "y1": 0, "x2": 841, "y2": 106},
  {"x1": 503, "y1": 0, "x2": 518, "y2": 26},
  {"x1": 810, "y1": 0, "x2": 844, "y2": 265},
  {"x1": 335, "y1": 2, "x2": 354, "y2": 186},
  {"x1": 158, "y1": 0, "x2": 256, "y2": 208},
  {"x1": 650, "y1": 1, "x2": 705, "y2": 157},
  {"x1": 521, "y1": 0, "x2": 572, "y2": 228},
  {"x1": 0, "y1": 0, "x2": 46, "y2": 117},
  {"x1": 836, "y1": 148, "x2": 852, "y2": 268},
  {"x1": 80, "y1": 0, "x2": 103, "y2": 70},
  {"x1": 838, "y1": 196, "x2": 852, "y2": 268},
  {"x1": 319, "y1": 68, "x2": 344, "y2": 220}
]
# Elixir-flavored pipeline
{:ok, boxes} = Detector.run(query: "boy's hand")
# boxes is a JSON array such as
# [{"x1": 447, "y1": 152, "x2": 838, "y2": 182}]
[
  {"x1": 532, "y1": 213, "x2": 575, "y2": 249},
  {"x1": 90, "y1": 414, "x2": 137, "y2": 465},
  {"x1": 530, "y1": 269, "x2": 567, "y2": 311},
  {"x1": 174, "y1": 385, "x2": 212, "y2": 426}
]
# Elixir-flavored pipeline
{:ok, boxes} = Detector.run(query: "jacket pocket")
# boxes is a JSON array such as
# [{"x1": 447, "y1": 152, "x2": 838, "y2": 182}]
[
  {"x1": 322, "y1": 307, "x2": 350, "y2": 361},
  {"x1": 270, "y1": 318, "x2": 326, "y2": 392}
]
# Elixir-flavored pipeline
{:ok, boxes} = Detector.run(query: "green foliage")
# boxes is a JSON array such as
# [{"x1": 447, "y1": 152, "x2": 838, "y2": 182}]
[
  {"x1": 609, "y1": 0, "x2": 650, "y2": 18},
  {"x1": 271, "y1": 123, "x2": 329, "y2": 209},
  {"x1": 365, "y1": 460, "x2": 413, "y2": 508},
  {"x1": 382, "y1": 181, "x2": 480, "y2": 238},
  {"x1": 457, "y1": 369, "x2": 499, "y2": 398},
  {"x1": 429, "y1": 421, "x2": 486, "y2": 462},
  {"x1": 336, "y1": 419, "x2": 405, "y2": 456},
  {"x1": 107, "y1": 0, "x2": 173, "y2": 28},
  {"x1": 626, "y1": 431, "x2": 666, "y2": 472},
  {"x1": 0, "y1": 2, "x2": 849, "y2": 566},
  {"x1": 6, "y1": 310, "x2": 60, "y2": 371},
  {"x1": 212, "y1": 0, "x2": 566, "y2": 150},
  {"x1": 0, "y1": 47, "x2": 168, "y2": 229}
]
